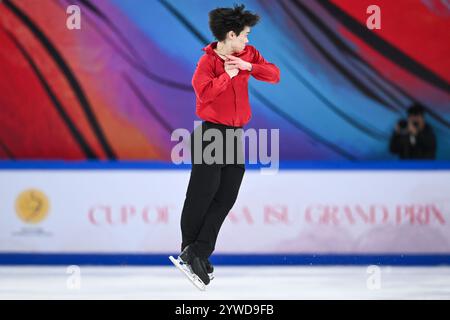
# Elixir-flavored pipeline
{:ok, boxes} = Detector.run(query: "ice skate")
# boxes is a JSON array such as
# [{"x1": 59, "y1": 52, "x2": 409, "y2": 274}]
[
  {"x1": 168, "y1": 255, "x2": 206, "y2": 291},
  {"x1": 204, "y1": 258, "x2": 214, "y2": 281}
]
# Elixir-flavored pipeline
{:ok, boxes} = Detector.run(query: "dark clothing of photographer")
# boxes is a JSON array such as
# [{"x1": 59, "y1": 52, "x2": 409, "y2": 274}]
[
  {"x1": 389, "y1": 104, "x2": 436, "y2": 159},
  {"x1": 389, "y1": 123, "x2": 436, "y2": 159}
]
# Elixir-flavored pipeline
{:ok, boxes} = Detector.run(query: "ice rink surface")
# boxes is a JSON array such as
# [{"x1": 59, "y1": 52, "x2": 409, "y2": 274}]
[{"x1": 1, "y1": 266, "x2": 449, "y2": 299}]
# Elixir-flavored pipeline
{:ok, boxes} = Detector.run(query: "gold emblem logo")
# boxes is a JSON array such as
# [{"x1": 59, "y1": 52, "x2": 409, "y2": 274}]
[{"x1": 15, "y1": 189, "x2": 50, "y2": 224}]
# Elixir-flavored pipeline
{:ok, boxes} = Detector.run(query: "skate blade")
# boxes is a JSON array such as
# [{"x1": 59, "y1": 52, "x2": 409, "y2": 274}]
[{"x1": 169, "y1": 256, "x2": 206, "y2": 291}]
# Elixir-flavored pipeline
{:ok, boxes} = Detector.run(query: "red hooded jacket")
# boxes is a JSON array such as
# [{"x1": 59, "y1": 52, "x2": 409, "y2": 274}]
[{"x1": 192, "y1": 42, "x2": 280, "y2": 127}]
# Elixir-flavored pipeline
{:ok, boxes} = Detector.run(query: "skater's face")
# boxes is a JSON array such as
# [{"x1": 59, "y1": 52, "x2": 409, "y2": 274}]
[{"x1": 226, "y1": 26, "x2": 251, "y2": 53}]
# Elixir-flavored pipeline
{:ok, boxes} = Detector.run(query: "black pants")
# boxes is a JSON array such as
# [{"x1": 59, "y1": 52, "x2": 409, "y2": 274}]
[{"x1": 180, "y1": 121, "x2": 245, "y2": 258}]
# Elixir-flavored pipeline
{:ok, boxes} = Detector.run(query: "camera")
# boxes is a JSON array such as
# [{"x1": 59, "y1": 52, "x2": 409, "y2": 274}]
[
  {"x1": 411, "y1": 121, "x2": 420, "y2": 128},
  {"x1": 397, "y1": 119, "x2": 409, "y2": 135}
]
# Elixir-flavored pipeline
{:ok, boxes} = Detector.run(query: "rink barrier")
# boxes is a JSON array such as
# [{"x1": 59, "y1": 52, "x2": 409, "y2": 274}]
[
  {"x1": 0, "y1": 253, "x2": 449, "y2": 265},
  {"x1": 1, "y1": 160, "x2": 450, "y2": 170},
  {"x1": 1, "y1": 160, "x2": 449, "y2": 265}
]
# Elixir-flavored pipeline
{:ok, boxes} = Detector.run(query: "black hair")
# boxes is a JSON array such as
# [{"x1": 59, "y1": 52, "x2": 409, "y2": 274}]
[
  {"x1": 208, "y1": 4, "x2": 260, "y2": 41},
  {"x1": 407, "y1": 103, "x2": 425, "y2": 116}
]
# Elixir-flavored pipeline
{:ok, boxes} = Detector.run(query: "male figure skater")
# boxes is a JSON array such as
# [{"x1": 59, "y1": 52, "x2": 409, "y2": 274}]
[{"x1": 170, "y1": 4, "x2": 280, "y2": 290}]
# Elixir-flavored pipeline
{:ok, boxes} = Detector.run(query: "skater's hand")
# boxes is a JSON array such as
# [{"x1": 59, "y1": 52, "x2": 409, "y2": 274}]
[
  {"x1": 224, "y1": 60, "x2": 239, "y2": 78},
  {"x1": 225, "y1": 55, "x2": 252, "y2": 71}
]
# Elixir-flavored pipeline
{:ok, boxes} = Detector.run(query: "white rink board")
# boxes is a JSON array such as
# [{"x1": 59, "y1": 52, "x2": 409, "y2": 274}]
[{"x1": 1, "y1": 170, "x2": 449, "y2": 253}]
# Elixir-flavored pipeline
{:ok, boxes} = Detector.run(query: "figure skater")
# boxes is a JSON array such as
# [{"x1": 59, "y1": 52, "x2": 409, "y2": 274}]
[{"x1": 170, "y1": 4, "x2": 280, "y2": 290}]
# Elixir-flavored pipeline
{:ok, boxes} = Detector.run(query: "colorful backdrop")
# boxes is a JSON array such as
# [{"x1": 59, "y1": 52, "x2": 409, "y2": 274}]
[{"x1": 1, "y1": 0, "x2": 449, "y2": 161}]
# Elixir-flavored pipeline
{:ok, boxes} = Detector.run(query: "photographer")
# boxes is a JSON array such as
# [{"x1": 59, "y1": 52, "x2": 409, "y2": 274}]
[{"x1": 389, "y1": 104, "x2": 436, "y2": 159}]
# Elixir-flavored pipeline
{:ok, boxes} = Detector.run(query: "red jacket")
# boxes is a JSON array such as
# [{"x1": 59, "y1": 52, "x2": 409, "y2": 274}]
[{"x1": 192, "y1": 42, "x2": 280, "y2": 127}]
